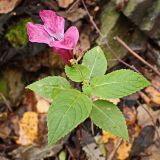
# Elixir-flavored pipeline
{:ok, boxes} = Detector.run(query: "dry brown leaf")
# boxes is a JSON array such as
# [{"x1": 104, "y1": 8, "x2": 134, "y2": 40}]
[
  {"x1": 145, "y1": 78, "x2": 160, "y2": 105},
  {"x1": 117, "y1": 141, "x2": 132, "y2": 160},
  {"x1": 64, "y1": 8, "x2": 87, "y2": 22},
  {"x1": 0, "y1": 122, "x2": 11, "y2": 139},
  {"x1": 137, "y1": 104, "x2": 160, "y2": 127},
  {"x1": 56, "y1": 0, "x2": 74, "y2": 8},
  {"x1": 129, "y1": 124, "x2": 141, "y2": 140},
  {"x1": 17, "y1": 112, "x2": 38, "y2": 145},
  {"x1": 0, "y1": 156, "x2": 9, "y2": 160},
  {"x1": 143, "y1": 144, "x2": 160, "y2": 160},
  {"x1": 123, "y1": 106, "x2": 136, "y2": 126},
  {"x1": 137, "y1": 104, "x2": 160, "y2": 141},
  {"x1": 139, "y1": 91, "x2": 151, "y2": 104},
  {"x1": 23, "y1": 90, "x2": 37, "y2": 111},
  {"x1": 102, "y1": 131, "x2": 118, "y2": 144},
  {"x1": 79, "y1": 33, "x2": 91, "y2": 52},
  {"x1": 0, "y1": 0, "x2": 22, "y2": 14},
  {"x1": 102, "y1": 131, "x2": 132, "y2": 160}
]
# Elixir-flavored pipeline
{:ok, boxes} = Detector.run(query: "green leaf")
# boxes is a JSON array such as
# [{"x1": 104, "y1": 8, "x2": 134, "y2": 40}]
[
  {"x1": 26, "y1": 76, "x2": 71, "y2": 99},
  {"x1": 82, "y1": 46, "x2": 107, "y2": 78},
  {"x1": 65, "y1": 64, "x2": 90, "y2": 82},
  {"x1": 90, "y1": 69, "x2": 150, "y2": 98},
  {"x1": 90, "y1": 100, "x2": 128, "y2": 140},
  {"x1": 82, "y1": 84, "x2": 92, "y2": 96},
  {"x1": 47, "y1": 89, "x2": 92, "y2": 146}
]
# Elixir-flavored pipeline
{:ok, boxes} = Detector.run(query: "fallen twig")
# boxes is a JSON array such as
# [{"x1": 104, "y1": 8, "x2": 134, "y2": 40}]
[
  {"x1": 65, "y1": 144, "x2": 76, "y2": 160},
  {"x1": 114, "y1": 36, "x2": 160, "y2": 77},
  {"x1": 107, "y1": 138, "x2": 123, "y2": 160},
  {"x1": 66, "y1": 0, "x2": 81, "y2": 13},
  {"x1": 0, "y1": 92, "x2": 12, "y2": 112}
]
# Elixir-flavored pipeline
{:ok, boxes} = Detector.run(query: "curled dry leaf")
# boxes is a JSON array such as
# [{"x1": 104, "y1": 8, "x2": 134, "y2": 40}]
[
  {"x1": 144, "y1": 144, "x2": 160, "y2": 160},
  {"x1": 102, "y1": 131, "x2": 132, "y2": 160},
  {"x1": 79, "y1": 33, "x2": 91, "y2": 52},
  {"x1": 82, "y1": 130, "x2": 105, "y2": 160},
  {"x1": 137, "y1": 104, "x2": 160, "y2": 140},
  {"x1": 117, "y1": 141, "x2": 132, "y2": 160},
  {"x1": 0, "y1": 122, "x2": 11, "y2": 139},
  {"x1": 0, "y1": 0, "x2": 22, "y2": 14},
  {"x1": 123, "y1": 106, "x2": 136, "y2": 126},
  {"x1": 8, "y1": 143, "x2": 64, "y2": 160},
  {"x1": 137, "y1": 104, "x2": 160, "y2": 127},
  {"x1": 17, "y1": 112, "x2": 38, "y2": 145},
  {"x1": 56, "y1": 0, "x2": 74, "y2": 8},
  {"x1": 145, "y1": 77, "x2": 160, "y2": 105},
  {"x1": 64, "y1": 8, "x2": 87, "y2": 22},
  {"x1": 102, "y1": 131, "x2": 118, "y2": 144},
  {"x1": 139, "y1": 91, "x2": 151, "y2": 104}
]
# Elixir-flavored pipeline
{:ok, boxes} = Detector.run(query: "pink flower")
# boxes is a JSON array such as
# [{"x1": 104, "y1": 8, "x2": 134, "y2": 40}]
[{"x1": 27, "y1": 10, "x2": 79, "y2": 65}]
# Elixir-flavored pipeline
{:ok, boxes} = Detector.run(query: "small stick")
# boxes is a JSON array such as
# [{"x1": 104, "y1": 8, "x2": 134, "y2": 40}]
[
  {"x1": 66, "y1": 0, "x2": 81, "y2": 13},
  {"x1": 65, "y1": 144, "x2": 76, "y2": 160},
  {"x1": 91, "y1": 121, "x2": 95, "y2": 136},
  {"x1": 81, "y1": 0, "x2": 103, "y2": 37},
  {"x1": 107, "y1": 138, "x2": 123, "y2": 160},
  {"x1": 139, "y1": 91, "x2": 151, "y2": 104},
  {"x1": 0, "y1": 93, "x2": 12, "y2": 112},
  {"x1": 114, "y1": 36, "x2": 160, "y2": 77}
]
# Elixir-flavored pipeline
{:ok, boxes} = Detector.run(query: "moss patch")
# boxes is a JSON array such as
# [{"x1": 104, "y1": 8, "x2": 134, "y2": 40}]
[{"x1": 5, "y1": 18, "x2": 32, "y2": 48}]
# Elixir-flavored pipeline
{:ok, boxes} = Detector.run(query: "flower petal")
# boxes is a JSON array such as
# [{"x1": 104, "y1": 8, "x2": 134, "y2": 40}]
[
  {"x1": 39, "y1": 10, "x2": 64, "y2": 36},
  {"x1": 27, "y1": 22, "x2": 53, "y2": 45},
  {"x1": 53, "y1": 48, "x2": 73, "y2": 66},
  {"x1": 50, "y1": 26, "x2": 79, "y2": 50}
]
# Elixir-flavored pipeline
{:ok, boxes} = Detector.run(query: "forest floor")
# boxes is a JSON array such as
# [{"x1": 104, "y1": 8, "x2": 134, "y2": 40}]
[{"x1": 0, "y1": 0, "x2": 160, "y2": 160}]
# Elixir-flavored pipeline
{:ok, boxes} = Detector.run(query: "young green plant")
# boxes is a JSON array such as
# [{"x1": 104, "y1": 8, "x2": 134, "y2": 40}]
[{"x1": 26, "y1": 46, "x2": 150, "y2": 146}]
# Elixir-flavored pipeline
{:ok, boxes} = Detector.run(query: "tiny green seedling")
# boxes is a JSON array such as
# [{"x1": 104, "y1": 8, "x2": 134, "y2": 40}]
[{"x1": 26, "y1": 46, "x2": 150, "y2": 146}]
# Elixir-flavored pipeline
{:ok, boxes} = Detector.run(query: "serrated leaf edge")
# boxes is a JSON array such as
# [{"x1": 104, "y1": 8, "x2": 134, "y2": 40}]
[
  {"x1": 47, "y1": 90, "x2": 92, "y2": 146},
  {"x1": 90, "y1": 101, "x2": 129, "y2": 141}
]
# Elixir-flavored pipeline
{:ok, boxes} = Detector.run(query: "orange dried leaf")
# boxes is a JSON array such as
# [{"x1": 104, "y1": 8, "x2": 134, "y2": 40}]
[
  {"x1": 139, "y1": 91, "x2": 151, "y2": 104},
  {"x1": 123, "y1": 106, "x2": 136, "y2": 126},
  {"x1": 17, "y1": 112, "x2": 38, "y2": 145},
  {"x1": 117, "y1": 141, "x2": 132, "y2": 160},
  {"x1": 145, "y1": 78, "x2": 160, "y2": 105},
  {"x1": 102, "y1": 131, "x2": 118, "y2": 143}
]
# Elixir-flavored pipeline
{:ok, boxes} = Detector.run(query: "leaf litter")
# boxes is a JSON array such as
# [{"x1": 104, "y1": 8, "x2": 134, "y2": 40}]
[{"x1": 0, "y1": 0, "x2": 160, "y2": 159}]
